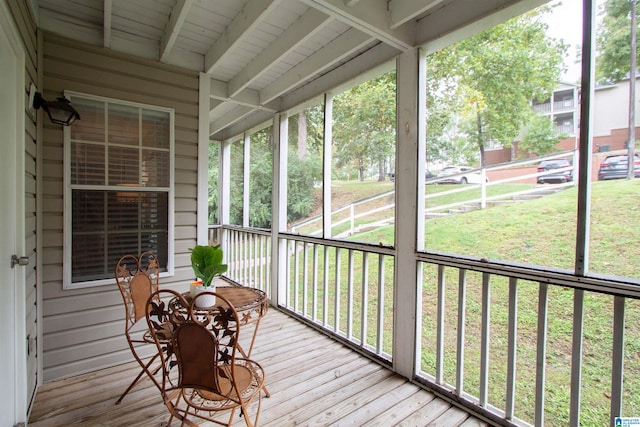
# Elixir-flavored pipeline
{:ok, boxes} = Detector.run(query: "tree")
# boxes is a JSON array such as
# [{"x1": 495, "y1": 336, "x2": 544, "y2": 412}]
[
  {"x1": 518, "y1": 113, "x2": 567, "y2": 157},
  {"x1": 332, "y1": 71, "x2": 396, "y2": 181},
  {"x1": 426, "y1": 6, "x2": 567, "y2": 166},
  {"x1": 596, "y1": 0, "x2": 639, "y2": 82}
]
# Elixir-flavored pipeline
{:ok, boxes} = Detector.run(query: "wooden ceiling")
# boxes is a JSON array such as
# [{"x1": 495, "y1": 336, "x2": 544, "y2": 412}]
[{"x1": 34, "y1": 0, "x2": 541, "y2": 140}]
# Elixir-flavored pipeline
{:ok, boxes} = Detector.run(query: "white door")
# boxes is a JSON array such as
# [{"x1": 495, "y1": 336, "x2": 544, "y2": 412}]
[{"x1": 0, "y1": 6, "x2": 26, "y2": 426}]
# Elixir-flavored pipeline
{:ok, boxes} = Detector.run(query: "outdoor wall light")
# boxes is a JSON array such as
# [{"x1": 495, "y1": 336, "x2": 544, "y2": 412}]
[{"x1": 32, "y1": 92, "x2": 80, "y2": 126}]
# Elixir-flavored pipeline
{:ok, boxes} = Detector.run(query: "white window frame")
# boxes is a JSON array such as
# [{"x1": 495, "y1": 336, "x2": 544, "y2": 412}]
[{"x1": 62, "y1": 91, "x2": 175, "y2": 289}]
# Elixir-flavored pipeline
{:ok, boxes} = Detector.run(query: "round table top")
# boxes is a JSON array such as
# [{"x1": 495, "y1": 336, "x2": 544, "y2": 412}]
[{"x1": 180, "y1": 284, "x2": 269, "y2": 324}]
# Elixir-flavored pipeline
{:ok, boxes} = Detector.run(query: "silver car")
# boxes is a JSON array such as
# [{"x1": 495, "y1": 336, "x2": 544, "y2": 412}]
[
  {"x1": 436, "y1": 166, "x2": 487, "y2": 184},
  {"x1": 597, "y1": 154, "x2": 640, "y2": 180}
]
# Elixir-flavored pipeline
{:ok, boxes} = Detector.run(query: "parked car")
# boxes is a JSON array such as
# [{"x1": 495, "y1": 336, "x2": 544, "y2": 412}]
[
  {"x1": 436, "y1": 166, "x2": 487, "y2": 184},
  {"x1": 597, "y1": 154, "x2": 640, "y2": 180},
  {"x1": 536, "y1": 159, "x2": 573, "y2": 184},
  {"x1": 389, "y1": 170, "x2": 436, "y2": 182}
]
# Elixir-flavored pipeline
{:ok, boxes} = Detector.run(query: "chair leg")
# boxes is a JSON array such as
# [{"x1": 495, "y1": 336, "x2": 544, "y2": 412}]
[
  {"x1": 115, "y1": 353, "x2": 160, "y2": 404},
  {"x1": 239, "y1": 389, "x2": 263, "y2": 427}
]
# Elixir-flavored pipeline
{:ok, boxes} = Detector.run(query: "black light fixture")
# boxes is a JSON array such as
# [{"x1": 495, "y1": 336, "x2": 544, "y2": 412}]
[{"x1": 32, "y1": 92, "x2": 80, "y2": 126}]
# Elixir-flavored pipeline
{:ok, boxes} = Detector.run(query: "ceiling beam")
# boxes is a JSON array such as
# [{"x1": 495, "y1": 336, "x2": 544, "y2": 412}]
[
  {"x1": 160, "y1": 0, "x2": 194, "y2": 62},
  {"x1": 204, "y1": 0, "x2": 282, "y2": 74},
  {"x1": 300, "y1": 0, "x2": 414, "y2": 51},
  {"x1": 216, "y1": 42, "x2": 398, "y2": 140},
  {"x1": 103, "y1": 0, "x2": 112, "y2": 48},
  {"x1": 416, "y1": 0, "x2": 547, "y2": 53},
  {"x1": 280, "y1": 42, "x2": 397, "y2": 112},
  {"x1": 260, "y1": 28, "x2": 373, "y2": 104},
  {"x1": 210, "y1": 105, "x2": 256, "y2": 136},
  {"x1": 209, "y1": 77, "x2": 278, "y2": 112},
  {"x1": 389, "y1": 0, "x2": 444, "y2": 29},
  {"x1": 228, "y1": 9, "x2": 332, "y2": 97}
]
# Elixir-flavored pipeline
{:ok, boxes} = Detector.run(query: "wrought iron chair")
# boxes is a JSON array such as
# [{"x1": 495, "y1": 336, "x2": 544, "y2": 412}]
[
  {"x1": 146, "y1": 289, "x2": 266, "y2": 427},
  {"x1": 114, "y1": 252, "x2": 167, "y2": 404}
]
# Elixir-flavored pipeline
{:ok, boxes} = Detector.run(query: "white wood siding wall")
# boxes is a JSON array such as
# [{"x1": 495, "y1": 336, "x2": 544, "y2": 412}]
[
  {"x1": 6, "y1": 0, "x2": 39, "y2": 411},
  {"x1": 40, "y1": 32, "x2": 199, "y2": 381}
]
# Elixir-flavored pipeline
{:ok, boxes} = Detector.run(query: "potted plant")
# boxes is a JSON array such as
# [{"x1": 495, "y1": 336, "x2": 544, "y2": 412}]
[{"x1": 189, "y1": 244, "x2": 228, "y2": 307}]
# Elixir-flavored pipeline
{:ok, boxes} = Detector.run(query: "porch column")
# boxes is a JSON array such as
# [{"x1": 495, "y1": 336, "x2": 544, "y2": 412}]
[
  {"x1": 271, "y1": 113, "x2": 288, "y2": 306},
  {"x1": 393, "y1": 47, "x2": 422, "y2": 379},
  {"x1": 220, "y1": 139, "x2": 231, "y2": 253},
  {"x1": 197, "y1": 73, "x2": 210, "y2": 245},
  {"x1": 323, "y1": 93, "x2": 333, "y2": 238}
]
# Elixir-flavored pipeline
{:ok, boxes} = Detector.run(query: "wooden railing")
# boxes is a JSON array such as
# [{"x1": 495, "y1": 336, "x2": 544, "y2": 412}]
[
  {"x1": 214, "y1": 225, "x2": 640, "y2": 426},
  {"x1": 278, "y1": 233, "x2": 395, "y2": 363},
  {"x1": 415, "y1": 254, "x2": 640, "y2": 427},
  {"x1": 210, "y1": 226, "x2": 272, "y2": 298}
]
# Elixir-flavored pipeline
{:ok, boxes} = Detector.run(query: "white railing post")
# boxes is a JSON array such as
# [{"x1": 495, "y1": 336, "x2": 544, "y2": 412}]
[
  {"x1": 611, "y1": 296, "x2": 625, "y2": 427},
  {"x1": 534, "y1": 282, "x2": 549, "y2": 426},
  {"x1": 570, "y1": 289, "x2": 584, "y2": 427},
  {"x1": 350, "y1": 204, "x2": 355, "y2": 235}
]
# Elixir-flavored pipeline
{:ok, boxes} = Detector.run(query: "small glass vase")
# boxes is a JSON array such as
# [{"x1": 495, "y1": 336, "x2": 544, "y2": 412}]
[{"x1": 189, "y1": 280, "x2": 202, "y2": 299}]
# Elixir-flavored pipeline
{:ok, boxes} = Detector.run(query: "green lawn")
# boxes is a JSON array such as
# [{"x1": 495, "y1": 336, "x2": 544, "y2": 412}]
[{"x1": 291, "y1": 178, "x2": 640, "y2": 426}]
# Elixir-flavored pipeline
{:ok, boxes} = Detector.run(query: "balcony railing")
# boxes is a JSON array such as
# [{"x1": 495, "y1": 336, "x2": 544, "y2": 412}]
[
  {"x1": 532, "y1": 102, "x2": 551, "y2": 113},
  {"x1": 553, "y1": 99, "x2": 575, "y2": 111},
  {"x1": 217, "y1": 226, "x2": 640, "y2": 426}
]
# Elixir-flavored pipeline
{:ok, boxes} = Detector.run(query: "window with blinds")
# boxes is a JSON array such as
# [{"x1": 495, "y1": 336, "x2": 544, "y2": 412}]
[{"x1": 64, "y1": 94, "x2": 174, "y2": 288}]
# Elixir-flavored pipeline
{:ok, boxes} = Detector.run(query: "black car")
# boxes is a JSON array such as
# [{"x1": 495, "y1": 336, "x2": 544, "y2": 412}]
[
  {"x1": 536, "y1": 159, "x2": 573, "y2": 184},
  {"x1": 597, "y1": 154, "x2": 640, "y2": 180}
]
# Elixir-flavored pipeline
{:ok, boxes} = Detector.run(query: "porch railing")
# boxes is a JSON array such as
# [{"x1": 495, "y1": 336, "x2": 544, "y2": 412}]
[
  {"x1": 210, "y1": 226, "x2": 272, "y2": 297},
  {"x1": 214, "y1": 225, "x2": 639, "y2": 427},
  {"x1": 278, "y1": 233, "x2": 395, "y2": 363}
]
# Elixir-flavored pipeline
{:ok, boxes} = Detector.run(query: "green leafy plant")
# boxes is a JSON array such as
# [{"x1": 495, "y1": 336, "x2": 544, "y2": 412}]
[{"x1": 189, "y1": 244, "x2": 228, "y2": 288}]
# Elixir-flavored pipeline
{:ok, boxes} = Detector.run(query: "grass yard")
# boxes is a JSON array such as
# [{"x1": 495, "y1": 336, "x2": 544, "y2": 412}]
[{"x1": 288, "y1": 178, "x2": 640, "y2": 426}]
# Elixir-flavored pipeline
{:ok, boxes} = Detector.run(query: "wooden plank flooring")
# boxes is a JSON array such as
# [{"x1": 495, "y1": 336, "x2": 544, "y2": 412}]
[{"x1": 28, "y1": 309, "x2": 488, "y2": 427}]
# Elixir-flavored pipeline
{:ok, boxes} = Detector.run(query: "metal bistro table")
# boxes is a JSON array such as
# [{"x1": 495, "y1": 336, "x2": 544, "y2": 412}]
[
  {"x1": 164, "y1": 278, "x2": 271, "y2": 398},
  {"x1": 176, "y1": 277, "x2": 269, "y2": 360}
]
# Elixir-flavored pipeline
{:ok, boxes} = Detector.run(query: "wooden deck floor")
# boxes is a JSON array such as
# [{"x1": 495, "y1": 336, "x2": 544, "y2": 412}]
[{"x1": 28, "y1": 309, "x2": 488, "y2": 427}]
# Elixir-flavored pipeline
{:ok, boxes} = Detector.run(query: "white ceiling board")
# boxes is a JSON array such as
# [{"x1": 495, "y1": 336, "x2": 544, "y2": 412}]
[
  {"x1": 160, "y1": 0, "x2": 194, "y2": 61},
  {"x1": 228, "y1": 10, "x2": 332, "y2": 97},
  {"x1": 203, "y1": 0, "x2": 283, "y2": 74},
  {"x1": 301, "y1": 0, "x2": 415, "y2": 50},
  {"x1": 259, "y1": 27, "x2": 373, "y2": 104},
  {"x1": 34, "y1": 0, "x2": 534, "y2": 141}
]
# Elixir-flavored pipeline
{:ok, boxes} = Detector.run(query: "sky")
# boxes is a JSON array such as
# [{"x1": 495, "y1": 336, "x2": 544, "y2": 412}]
[{"x1": 543, "y1": 0, "x2": 607, "y2": 82}]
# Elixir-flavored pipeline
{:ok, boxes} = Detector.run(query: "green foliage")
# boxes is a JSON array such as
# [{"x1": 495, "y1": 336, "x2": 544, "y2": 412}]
[
  {"x1": 596, "y1": 0, "x2": 640, "y2": 82},
  {"x1": 519, "y1": 113, "x2": 566, "y2": 156},
  {"x1": 426, "y1": 6, "x2": 567, "y2": 165},
  {"x1": 287, "y1": 152, "x2": 321, "y2": 222},
  {"x1": 189, "y1": 244, "x2": 228, "y2": 287},
  {"x1": 333, "y1": 71, "x2": 396, "y2": 181},
  {"x1": 248, "y1": 129, "x2": 273, "y2": 228},
  {"x1": 208, "y1": 143, "x2": 219, "y2": 224},
  {"x1": 229, "y1": 138, "x2": 245, "y2": 225},
  {"x1": 207, "y1": 127, "x2": 322, "y2": 229}
]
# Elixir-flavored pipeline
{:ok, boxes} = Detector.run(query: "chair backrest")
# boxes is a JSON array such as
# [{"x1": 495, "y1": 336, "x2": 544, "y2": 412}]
[
  {"x1": 173, "y1": 292, "x2": 241, "y2": 397},
  {"x1": 115, "y1": 252, "x2": 160, "y2": 330}
]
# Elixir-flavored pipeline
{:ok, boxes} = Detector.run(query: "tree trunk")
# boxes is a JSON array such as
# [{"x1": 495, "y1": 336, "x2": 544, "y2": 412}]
[
  {"x1": 378, "y1": 160, "x2": 385, "y2": 181},
  {"x1": 298, "y1": 112, "x2": 308, "y2": 160},
  {"x1": 476, "y1": 106, "x2": 486, "y2": 167}
]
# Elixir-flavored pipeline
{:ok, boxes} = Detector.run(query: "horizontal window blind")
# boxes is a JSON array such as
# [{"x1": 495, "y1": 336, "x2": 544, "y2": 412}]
[{"x1": 66, "y1": 94, "x2": 173, "y2": 286}]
